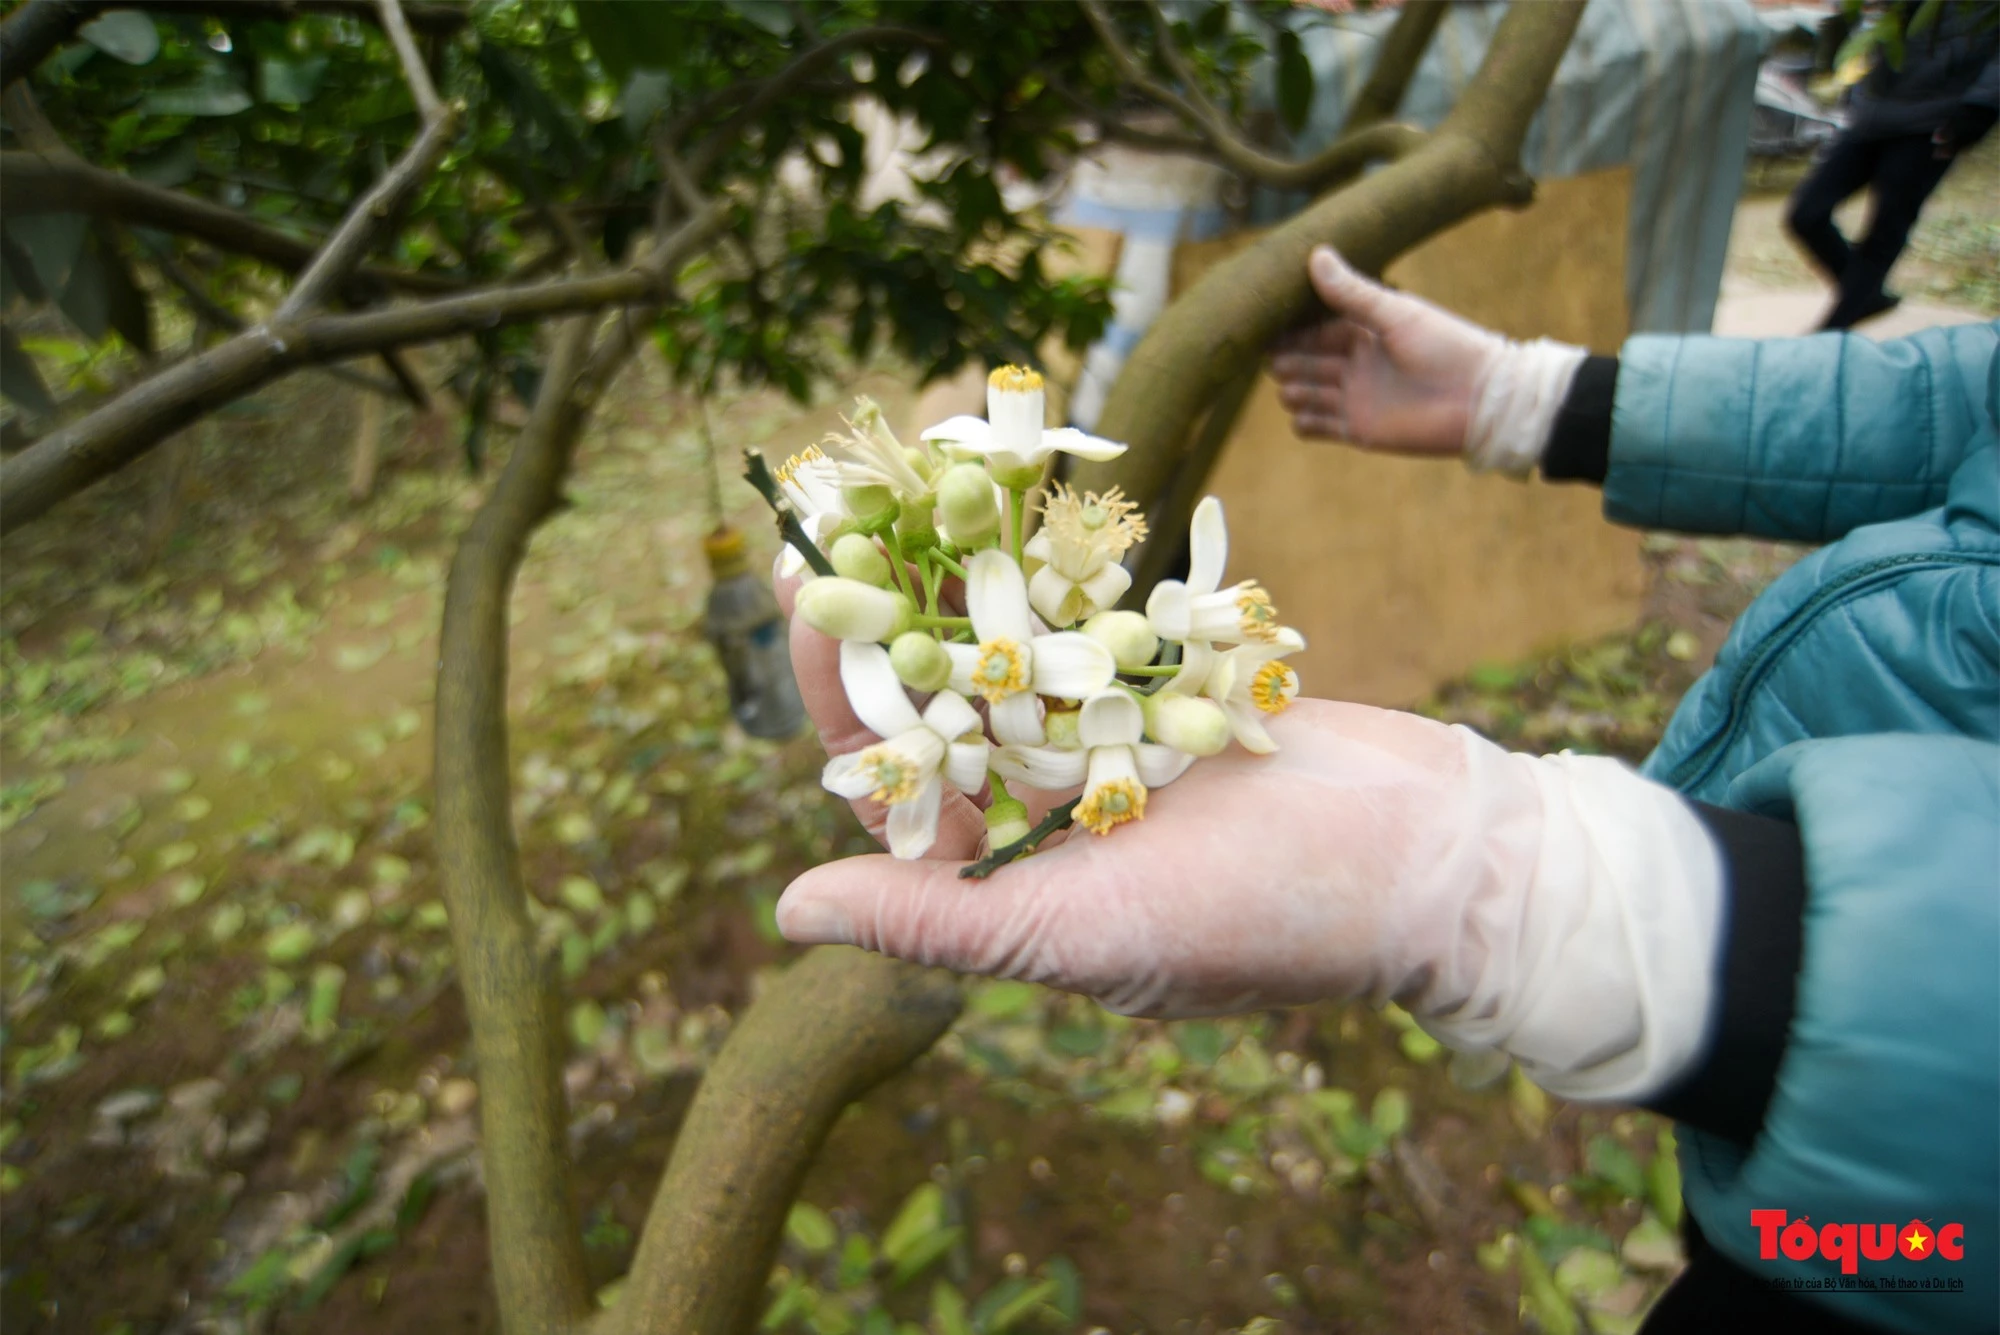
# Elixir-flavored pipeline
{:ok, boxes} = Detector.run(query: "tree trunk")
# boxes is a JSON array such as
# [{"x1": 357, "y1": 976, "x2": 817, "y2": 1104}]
[{"x1": 348, "y1": 384, "x2": 385, "y2": 501}]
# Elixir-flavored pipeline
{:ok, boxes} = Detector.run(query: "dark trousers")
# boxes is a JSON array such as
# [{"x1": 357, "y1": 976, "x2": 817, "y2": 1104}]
[{"x1": 1784, "y1": 131, "x2": 1954, "y2": 329}]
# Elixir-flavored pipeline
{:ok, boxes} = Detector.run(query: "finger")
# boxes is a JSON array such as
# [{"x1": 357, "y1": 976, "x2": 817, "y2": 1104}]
[
  {"x1": 1276, "y1": 378, "x2": 1344, "y2": 415},
  {"x1": 777, "y1": 846, "x2": 1085, "y2": 979},
  {"x1": 1308, "y1": 246, "x2": 1409, "y2": 333},
  {"x1": 1293, "y1": 411, "x2": 1347, "y2": 440},
  {"x1": 789, "y1": 610, "x2": 875, "y2": 757}
]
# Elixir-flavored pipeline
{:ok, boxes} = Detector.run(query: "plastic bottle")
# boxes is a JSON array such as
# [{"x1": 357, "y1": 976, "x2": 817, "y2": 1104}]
[{"x1": 702, "y1": 526, "x2": 806, "y2": 739}]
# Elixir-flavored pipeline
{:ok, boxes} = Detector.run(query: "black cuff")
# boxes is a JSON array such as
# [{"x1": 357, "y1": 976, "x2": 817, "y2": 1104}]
[
  {"x1": 1541, "y1": 355, "x2": 1618, "y2": 485},
  {"x1": 1643, "y1": 801, "x2": 1808, "y2": 1148}
]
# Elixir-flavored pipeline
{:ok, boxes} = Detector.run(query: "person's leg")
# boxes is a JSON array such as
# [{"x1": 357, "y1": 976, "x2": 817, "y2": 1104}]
[
  {"x1": 1822, "y1": 133, "x2": 1955, "y2": 329},
  {"x1": 1784, "y1": 133, "x2": 1879, "y2": 283}
]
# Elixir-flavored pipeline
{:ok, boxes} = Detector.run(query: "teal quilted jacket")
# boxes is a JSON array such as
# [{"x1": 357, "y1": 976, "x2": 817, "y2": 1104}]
[{"x1": 1607, "y1": 322, "x2": 2000, "y2": 1333}]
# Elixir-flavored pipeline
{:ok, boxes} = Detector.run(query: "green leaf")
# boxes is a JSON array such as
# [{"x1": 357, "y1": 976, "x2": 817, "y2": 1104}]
[
  {"x1": 574, "y1": 4, "x2": 685, "y2": 83},
  {"x1": 725, "y1": 0, "x2": 793, "y2": 35},
  {"x1": 880, "y1": 1181, "x2": 949, "y2": 1270},
  {"x1": 264, "y1": 923, "x2": 315, "y2": 964},
  {"x1": 78, "y1": 11, "x2": 160, "y2": 65},
  {"x1": 1647, "y1": 1127, "x2": 1682, "y2": 1231},
  {"x1": 142, "y1": 63, "x2": 254, "y2": 117},
  {"x1": 260, "y1": 55, "x2": 331, "y2": 105},
  {"x1": 1276, "y1": 30, "x2": 1314, "y2": 137},
  {"x1": 7, "y1": 214, "x2": 87, "y2": 299},
  {"x1": 0, "y1": 324, "x2": 56, "y2": 416},
  {"x1": 60, "y1": 227, "x2": 151, "y2": 353},
  {"x1": 1172, "y1": 1021, "x2": 1227, "y2": 1067},
  {"x1": 975, "y1": 1277, "x2": 1059, "y2": 1333},
  {"x1": 785, "y1": 1202, "x2": 838, "y2": 1256},
  {"x1": 969, "y1": 979, "x2": 1039, "y2": 1018},
  {"x1": 928, "y1": 1281, "x2": 973, "y2": 1335},
  {"x1": 1585, "y1": 1134, "x2": 1646, "y2": 1202},
  {"x1": 1371, "y1": 1087, "x2": 1411, "y2": 1139}
]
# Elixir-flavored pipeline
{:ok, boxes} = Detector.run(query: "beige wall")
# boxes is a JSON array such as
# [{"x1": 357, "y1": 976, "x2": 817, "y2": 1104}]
[{"x1": 1197, "y1": 166, "x2": 1646, "y2": 705}]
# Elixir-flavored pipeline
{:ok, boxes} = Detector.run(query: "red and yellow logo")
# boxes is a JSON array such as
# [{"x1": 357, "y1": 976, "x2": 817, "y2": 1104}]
[{"x1": 1752, "y1": 1210, "x2": 1966, "y2": 1276}]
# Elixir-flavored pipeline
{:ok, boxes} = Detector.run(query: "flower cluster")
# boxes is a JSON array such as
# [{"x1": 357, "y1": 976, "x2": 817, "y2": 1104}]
[{"x1": 780, "y1": 367, "x2": 1305, "y2": 862}]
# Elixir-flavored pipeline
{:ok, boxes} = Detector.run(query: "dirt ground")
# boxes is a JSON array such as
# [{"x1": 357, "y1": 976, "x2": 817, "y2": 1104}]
[{"x1": 1, "y1": 139, "x2": 1992, "y2": 1335}]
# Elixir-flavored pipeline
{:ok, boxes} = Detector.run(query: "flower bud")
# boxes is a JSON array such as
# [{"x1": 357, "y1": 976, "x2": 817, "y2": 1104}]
[
  {"x1": 1143, "y1": 691, "x2": 1230, "y2": 757},
  {"x1": 985, "y1": 797, "x2": 1031, "y2": 851},
  {"x1": 888, "y1": 631, "x2": 952, "y2": 692},
  {"x1": 829, "y1": 533, "x2": 892, "y2": 587},
  {"x1": 842, "y1": 483, "x2": 898, "y2": 532},
  {"x1": 1082, "y1": 610, "x2": 1159, "y2": 670},
  {"x1": 903, "y1": 447, "x2": 937, "y2": 485},
  {"x1": 1043, "y1": 706, "x2": 1082, "y2": 750},
  {"x1": 793, "y1": 577, "x2": 913, "y2": 642},
  {"x1": 989, "y1": 461, "x2": 1045, "y2": 492},
  {"x1": 937, "y1": 463, "x2": 1000, "y2": 549}
]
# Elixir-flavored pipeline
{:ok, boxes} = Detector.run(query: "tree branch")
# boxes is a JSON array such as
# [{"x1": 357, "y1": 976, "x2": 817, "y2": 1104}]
[
  {"x1": 377, "y1": 0, "x2": 441, "y2": 124},
  {"x1": 1071, "y1": 0, "x2": 1585, "y2": 512},
  {"x1": 0, "y1": 152, "x2": 463, "y2": 295},
  {"x1": 1345, "y1": 0, "x2": 1449, "y2": 132},
  {"x1": 0, "y1": 0, "x2": 106, "y2": 88},
  {"x1": 1, "y1": 206, "x2": 722, "y2": 530},
  {"x1": 276, "y1": 102, "x2": 457, "y2": 318},
  {"x1": 1078, "y1": 0, "x2": 1429, "y2": 192},
  {"x1": 611, "y1": 948, "x2": 962, "y2": 1335}
]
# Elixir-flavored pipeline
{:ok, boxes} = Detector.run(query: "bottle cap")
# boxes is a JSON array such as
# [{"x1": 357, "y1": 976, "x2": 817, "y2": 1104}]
[{"x1": 703, "y1": 526, "x2": 749, "y2": 578}]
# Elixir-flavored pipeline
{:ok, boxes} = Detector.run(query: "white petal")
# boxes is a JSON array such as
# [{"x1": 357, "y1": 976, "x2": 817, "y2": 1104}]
[
  {"x1": 1040, "y1": 426, "x2": 1129, "y2": 462},
  {"x1": 944, "y1": 739, "x2": 991, "y2": 792},
  {"x1": 1144, "y1": 580, "x2": 1193, "y2": 641},
  {"x1": 885, "y1": 778, "x2": 943, "y2": 859},
  {"x1": 1187, "y1": 496, "x2": 1228, "y2": 595},
  {"x1": 1169, "y1": 641, "x2": 1218, "y2": 696},
  {"x1": 1027, "y1": 564, "x2": 1079, "y2": 628},
  {"x1": 1077, "y1": 562, "x2": 1131, "y2": 614},
  {"x1": 1084, "y1": 742, "x2": 1140, "y2": 794},
  {"x1": 1135, "y1": 742, "x2": 1196, "y2": 787},
  {"x1": 1223, "y1": 700, "x2": 1277, "y2": 754},
  {"x1": 1028, "y1": 632, "x2": 1115, "y2": 699},
  {"x1": 943, "y1": 642, "x2": 982, "y2": 696},
  {"x1": 840, "y1": 641, "x2": 924, "y2": 739},
  {"x1": 822, "y1": 752, "x2": 877, "y2": 801},
  {"x1": 921, "y1": 689, "x2": 982, "y2": 742},
  {"x1": 991, "y1": 744, "x2": 1088, "y2": 789},
  {"x1": 778, "y1": 545, "x2": 809, "y2": 580},
  {"x1": 1022, "y1": 530, "x2": 1054, "y2": 564},
  {"x1": 988, "y1": 691, "x2": 1045, "y2": 746},
  {"x1": 1078, "y1": 690, "x2": 1144, "y2": 748},
  {"x1": 965, "y1": 549, "x2": 1035, "y2": 642},
  {"x1": 919, "y1": 415, "x2": 994, "y2": 449}
]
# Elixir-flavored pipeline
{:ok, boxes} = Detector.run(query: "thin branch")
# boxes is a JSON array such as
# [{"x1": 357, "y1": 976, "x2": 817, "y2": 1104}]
[
  {"x1": 961, "y1": 797, "x2": 1081, "y2": 879},
  {"x1": 1078, "y1": 0, "x2": 1429, "y2": 193},
  {"x1": 1345, "y1": 0, "x2": 1448, "y2": 132},
  {"x1": 1, "y1": 206, "x2": 722, "y2": 529},
  {"x1": 612, "y1": 948, "x2": 962, "y2": 1334},
  {"x1": 277, "y1": 105, "x2": 458, "y2": 319},
  {"x1": 377, "y1": 0, "x2": 442, "y2": 123},
  {"x1": 1, "y1": 152, "x2": 463, "y2": 295}
]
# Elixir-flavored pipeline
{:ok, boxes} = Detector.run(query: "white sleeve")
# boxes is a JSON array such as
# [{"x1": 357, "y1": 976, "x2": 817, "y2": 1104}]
[
  {"x1": 1414, "y1": 750, "x2": 1727, "y2": 1102},
  {"x1": 1463, "y1": 339, "x2": 1590, "y2": 479}
]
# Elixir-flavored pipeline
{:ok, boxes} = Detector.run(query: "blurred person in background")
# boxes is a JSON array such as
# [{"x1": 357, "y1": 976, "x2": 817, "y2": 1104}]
[{"x1": 1786, "y1": 0, "x2": 1997, "y2": 329}]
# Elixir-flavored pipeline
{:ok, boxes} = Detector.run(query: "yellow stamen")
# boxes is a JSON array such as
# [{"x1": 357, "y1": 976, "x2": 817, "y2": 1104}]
[
  {"x1": 970, "y1": 638, "x2": 1031, "y2": 703},
  {"x1": 988, "y1": 365, "x2": 1045, "y2": 393},
  {"x1": 1040, "y1": 481, "x2": 1147, "y2": 559},
  {"x1": 1250, "y1": 661, "x2": 1297, "y2": 714},
  {"x1": 774, "y1": 444, "x2": 825, "y2": 486},
  {"x1": 1077, "y1": 777, "x2": 1147, "y2": 835},
  {"x1": 859, "y1": 745, "x2": 922, "y2": 804},
  {"x1": 1235, "y1": 583, "x2": 1280, "y2": 644}
]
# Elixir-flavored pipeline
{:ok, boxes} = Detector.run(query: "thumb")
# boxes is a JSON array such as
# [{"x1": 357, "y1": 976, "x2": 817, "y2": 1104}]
[
  {"x1": 1308, "y1": 245, "x2": 1405, "y2": 330},
  {"x1": 776, "y1": 852, "x2": 1063, "y2": 978}
]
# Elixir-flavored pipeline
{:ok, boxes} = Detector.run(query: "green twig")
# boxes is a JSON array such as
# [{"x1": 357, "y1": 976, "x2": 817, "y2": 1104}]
[
  {"x1": 929, "y1": 548, "x2": 968, "y2": 581},
  {"x1": 959, "y1": 797, "x2": 1081, "y2": 880},
  {"x1": 743, "y1": 448, "x2": 834, "y2": 577},
  {"x1": 1008, "y1": 486, "x2": 1026, "y2": 565},
  {"x1": 1120, "y1": 664, "x2": 1180, "y2": 677}
]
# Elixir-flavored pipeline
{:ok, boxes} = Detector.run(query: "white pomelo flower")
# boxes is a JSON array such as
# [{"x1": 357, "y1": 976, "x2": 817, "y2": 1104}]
[
  {"x1": 990, "y1": 691, "x2": 1193, "y2": 835},
  {"x1": 943, "y1": 550, "x2": 1115, "y2": 745},
  {"x1": 1174, "y1": 626, "x2": 1307, "y2": 754},
  {"x1": 921, "y1": 366, "x2": 1128, "y2": 480},
  {"x1": 1023, "y1": 483, "x2": 1148, "y2": 627},
  {"x1": 1145, "y1": 497, "x2": 1283, "y2": 649},
  {"x1": 821, "y1": 642, "x2": 990, "y2": 859}
]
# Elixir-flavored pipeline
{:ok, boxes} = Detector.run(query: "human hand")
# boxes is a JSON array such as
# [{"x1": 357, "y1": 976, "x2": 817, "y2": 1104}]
[{"x1": 1270, "y1": 246, "x2": 1508, "y2": 455}]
